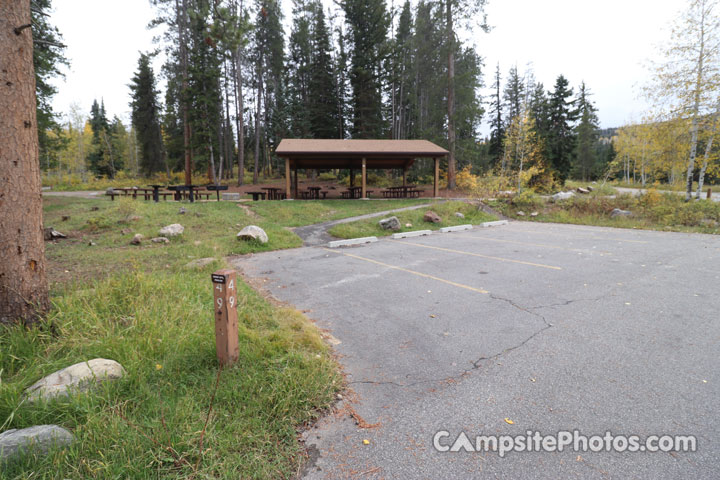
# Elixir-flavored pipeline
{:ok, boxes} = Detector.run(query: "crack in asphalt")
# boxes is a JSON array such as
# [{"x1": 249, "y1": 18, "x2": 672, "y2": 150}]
[{"x1": 348, "y1": 293, "x2": 557, "y2": 389}]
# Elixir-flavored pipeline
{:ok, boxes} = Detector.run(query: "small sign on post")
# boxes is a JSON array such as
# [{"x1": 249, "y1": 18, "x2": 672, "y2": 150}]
[{"x1": 211, "y1": 269, "x2": 239, "y2": 366}]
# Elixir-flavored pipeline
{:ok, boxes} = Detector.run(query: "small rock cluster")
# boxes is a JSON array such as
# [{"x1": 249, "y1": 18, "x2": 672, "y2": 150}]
[{"x1": 1, "y1": 358, "x2": 125, "y2": 463}]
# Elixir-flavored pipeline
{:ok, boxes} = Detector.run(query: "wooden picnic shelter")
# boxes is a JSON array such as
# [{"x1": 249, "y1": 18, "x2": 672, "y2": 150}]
[{"x1": 275, "y1": 139, "x2": 448, "y2": 199}]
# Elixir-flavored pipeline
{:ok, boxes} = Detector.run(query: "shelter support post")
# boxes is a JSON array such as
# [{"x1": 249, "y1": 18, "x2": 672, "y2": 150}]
[
  {"x1": 403, "y1": 165, "x2": 408, "y2": 187},
  {"x1": 434, "y1": 157, "x2": 440, "y2": 197},
  {"x1": 293, "y1": 166, "x2": 298, "y2": 199},
  {"x1": 285, "y1": 159, "x2": 291, "y2": 199},
  {"x1": 361, "y1": 158, "x2": 367, "y2": 199}
]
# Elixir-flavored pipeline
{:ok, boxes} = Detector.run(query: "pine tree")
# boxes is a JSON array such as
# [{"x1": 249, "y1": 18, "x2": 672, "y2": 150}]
[
  {"x1": 503, "y1": 65, "x2": 524, "y2": 125},
  {"x1": 547, "y1": 75, "x2": 577, "y2": 182},
  {"x1": 340, "y1": 0, "x2": 390, "y2": 138},
  {"x1": 389, "y1": 0, "x2": 414, "y2": 139},
  {"x1": 308, "y1": 3, "x2": 341, "y2": 138},
  {"x1": 287, "y1": 0, "x2": 313, "y2": 138},
  {"x1": 573, "y1": 82, "x2": 599, "y2": 181},
  {"x1": 32, "y1": 0, "x2": 69, "y2": 171},
  {"x1": 488, "y1": 63, "x2": 504, "y2": 165},
  {"x1": 130, "y1": 53, "x2": 167, "y2": 176},
  {"x1": 87, "y1": 99, "x2": 117, "y2": 177}
]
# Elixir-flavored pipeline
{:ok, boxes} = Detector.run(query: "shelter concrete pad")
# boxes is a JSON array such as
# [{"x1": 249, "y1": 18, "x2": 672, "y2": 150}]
[{"x1": 231, "y1": 222, "x2": 720, "y2": 479}]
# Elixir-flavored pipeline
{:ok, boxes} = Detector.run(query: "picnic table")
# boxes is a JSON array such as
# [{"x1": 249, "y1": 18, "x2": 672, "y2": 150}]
[
  {"x1": 382, "y1": 185, "x2": 419, "y2": 198},
  {"x1": 247, "y1": 191, "x2": 266, "y2": 201},
  {"x1": 205, "y1": 184, "x2": 229, "y2": 201},
  {"x1": 262, "y1": 187, "x2": 283, "y2": 200},
  {"x1": 167, "y1": 185, "x2": 204, "y2": 202},
  {"x1": 148, "y1": 184, "x2": 166, "y2": 202}
]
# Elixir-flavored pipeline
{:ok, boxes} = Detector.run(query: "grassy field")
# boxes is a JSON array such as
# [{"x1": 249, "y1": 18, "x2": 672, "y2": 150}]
[
  {"x1": 492, "y1": 190, "x2": 720, "y2": 235},
  {"x1": 328, "y1": 201, "x2": 496, "y2": 239},
  {"x1": 1, "y1": 196, "x2": 427, "y2": 478}
]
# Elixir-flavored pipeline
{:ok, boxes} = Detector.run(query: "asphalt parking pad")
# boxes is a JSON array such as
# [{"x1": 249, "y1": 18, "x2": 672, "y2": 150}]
[{"x1": 232, "y1": 222, "x2": 720, "y2": 479}]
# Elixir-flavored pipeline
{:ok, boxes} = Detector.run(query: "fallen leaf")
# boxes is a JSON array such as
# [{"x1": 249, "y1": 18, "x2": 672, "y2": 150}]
[
  {"x1": 430, "y1": 314, "x2": 436, "y2": 318},
  {"x1": 362, "y1": 439, "x2": 370, "y2": 445},
  {"x1": 504, "y1": 418, "x2": 514, "y2": 425}
]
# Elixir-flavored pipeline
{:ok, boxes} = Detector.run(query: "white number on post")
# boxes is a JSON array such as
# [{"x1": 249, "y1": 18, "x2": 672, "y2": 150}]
[
  {"x1": 216, "y1": 297, "x2": 223, "y2": 309},
  {"x1": 228, "y1": 296, "x2": 235, "y2": 308}
]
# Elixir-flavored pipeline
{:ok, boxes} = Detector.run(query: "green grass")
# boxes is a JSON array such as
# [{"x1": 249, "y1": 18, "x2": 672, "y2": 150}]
[
  {"x1": 1, "y1": 195, "x2": 432, "y2": 478},
  {"x1": 492, "y1": 190, "x2": 720, "y2": 235},
  {"x1": 328, "y1": 201, "x2": 496, "y2": 239}
]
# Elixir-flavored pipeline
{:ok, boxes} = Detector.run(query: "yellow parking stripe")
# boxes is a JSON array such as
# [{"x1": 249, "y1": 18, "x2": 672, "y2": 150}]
[
  {"x1": 394, "y1": 241, "x2": 563, "y2": 270},
  {"x1": 322, "y1": 248, "x2": 489, "y2": 294},
  {"x1": 465, "y1": 235, "x2": 612, "y2": 254}
]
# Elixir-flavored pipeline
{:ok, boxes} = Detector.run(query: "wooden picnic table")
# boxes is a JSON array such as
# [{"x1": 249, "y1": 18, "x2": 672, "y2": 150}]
[
  {"x1": 247, "y1": 191, "x2": 266, "y2": 201},
  {"x1": 383, "y1": 185, "x2": 418, "y2": 198},
  {"x1": 205, "y1": 184, "x2": 229, "y2": 201},
  {"x1": 167, "y1": 185, "x2": 204, "y2": 202},
  {"x1": 262, "y1": 187, "x2": 283, "y2": 200},
  {"x1": 307, "y1": 186, "x2": 322, "y2": 199}
]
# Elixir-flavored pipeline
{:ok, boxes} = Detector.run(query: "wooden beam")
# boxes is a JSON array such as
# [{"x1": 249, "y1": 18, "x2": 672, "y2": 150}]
[
  {"x1": 285, "y1": 158, "x2": 291, "y2": 199},
  {"x1": 361, "y1": 157, "x2": 367, "y2": 199},
  {"x1": 434, "y1": 158, "x2": 440, "y2": 197}
]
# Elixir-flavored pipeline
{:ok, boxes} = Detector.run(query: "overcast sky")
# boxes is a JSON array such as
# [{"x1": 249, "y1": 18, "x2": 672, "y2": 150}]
[{"x1": 49, "y1": 0, "x2": 685, "y2": 135}]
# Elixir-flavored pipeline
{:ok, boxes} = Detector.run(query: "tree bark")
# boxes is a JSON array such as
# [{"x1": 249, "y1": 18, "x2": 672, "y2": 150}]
[
  {"x1": 0, "y1": 2, "x2": 49, "y2": 324},
  {"x1": 445, "y1": 0, "x2": 456, "y2": 190},
  {"x1": 253, "y1": 64, "x2": 262, "y2": 185}
]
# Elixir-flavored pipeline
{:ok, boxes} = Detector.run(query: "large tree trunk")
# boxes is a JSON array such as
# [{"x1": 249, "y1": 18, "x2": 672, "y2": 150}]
[
  {"x1": 0, "y1": 3, "x2": 49, "y2": 325},
  {"x1": 445, "y1": 0, "x2": 456, "y2": 190},
  {"x1": 253, "y1": 66, "x2": 262, "y2": 185}
]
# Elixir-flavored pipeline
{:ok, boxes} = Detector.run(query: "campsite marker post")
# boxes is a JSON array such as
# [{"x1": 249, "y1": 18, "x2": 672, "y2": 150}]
[{"x1": 211, "y1": 269, "x2": 239, "y2": 366}]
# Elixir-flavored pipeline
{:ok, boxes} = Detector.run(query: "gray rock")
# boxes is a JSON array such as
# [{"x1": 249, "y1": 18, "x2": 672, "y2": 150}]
[
  {"x1": 516, "y1": 211, "x2": 525, "y2": 216},
  {"x1": 105, "y1": 188, "x2": 115, "y2": 195},
  {"x1": 185, "y1": 257, "x2": 216, "y2": 269},
  {"x1": 43, "y1": 228, "x2": 67, "y2": 241},
  {"x1": 151, "y1": 237, "x2": 169, "y2": 244},
  {"x1": 610, "y1": 208, "x2": 632, "y2": 218},
  {"x1": 423, "y1": 211, "x2": 442, "y2": 223},
  {"x1": 178, "y1": 207, "x2": 187, "y2": 215},
  {"x1": 24, "y1": 358, "x2": 125, "y2": 402},
  {"x1": 237, "y1": 225, "x2": 268, "y2": 244},
  {"x1": 577, "y1": 187, "x2": 590, "y2": 194},
  {"x1": 551, "y1": 191, "x2": 575, "y2": 201},
  {"x1": 130, "y1": 234, "x2": 143, "y2": 245},
  {"x1": 454, "y1": 212, "x2": 465, "y2": 219},
  {"x1": 0, "y1": 425, "x2": 73, "y2": 461},
  {"x1": 378, "y1": 216, "x2": 401, "y2": 230},
  {"x1": 159, "y1": 224, "x2": 184, "y2": 237},
  {"x1": 530, "y1": 211, "x2": 539, "y2": 217},
  {"x1": 587, "y1": 186, "x2": 594, "y2": 192},
  {"x1": 88, "y1": 240, "x2": 96, "y2": 246}
]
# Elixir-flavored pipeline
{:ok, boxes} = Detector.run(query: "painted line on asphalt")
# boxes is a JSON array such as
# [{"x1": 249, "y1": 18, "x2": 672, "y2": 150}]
[
  {"x1": 322, "y1": 248, "x2": 489, "y2": 294},
  {"x1": 464, "y1": 234, "x2": 612, "y2": 255},
  {"x1": 394, "y1": 241, "x2": 563, "y2": 270},
  {"x1": 508, "y1": 226, "x2": 649, "y2": 244}
]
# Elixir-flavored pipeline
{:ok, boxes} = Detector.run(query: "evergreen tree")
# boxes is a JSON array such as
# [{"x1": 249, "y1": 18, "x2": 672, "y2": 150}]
[
  {"x1": 340, "y1": 0, "x2": 390, "y2": 138},
  {"x1": 32, "y1": 0, "x2": 69, "y2": 171},
  {"x1": 308, "y1": 3, "x2": 341, "y2": 138},
  {"x1": 87, "y1": 99, "x2": 116, "y2": 177},
  {"x1": 547, "y1": 75, "x2": 577, "y2": 182},
  {"x1": 503, "y1": 65, "x2": 524, "y2": 125},
  {"x1": 388, "y1": 0, "x2": 414, "y2": 139},
  {"x1": 287, "y1": 0, "x2": 313, "y2": 138},
  {"x1": 488, "y1": 63, "x2": 504, "y2": 166},
  {"x1": 130, "y1": 53, "x2": 167, "y2": 176},
  {"x1": 573, "y1": 82, "x2": 600, "y2": 181}
]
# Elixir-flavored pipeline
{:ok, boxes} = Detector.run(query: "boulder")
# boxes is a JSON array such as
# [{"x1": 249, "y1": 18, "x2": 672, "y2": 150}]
[
  {"x1": 423, "y1": 211, "x2": 442, "y2": 223},
  {"x1": 454, "y1": 212, "x2": 465, "y2": 219},
  {"x1": 43, "y1": 228, "x2": 66, "y2": 241},
  {"x1": 587, "y1": 186, "x2": 594, "y2": 192},
  {"x1": 378, "y1": 216, "x2": 401, "y2": 230},
  {"x1": 0, "y1": 425, "x2": 73, "y2": 461},
  {"x1": 610, "y1": 208, "x2": 632, "y2": 218},
  {"x1": 237, "y1": 225, "x2": 268, "y2": 244},
  {"x1": 130, "y1": 234, "x2": 143, "y2": 245},
  {"x1": 159, "y1": 224, "x2": 184, "y2": 237},
  {"x1": 530, "y1": 211, "x2": 539, "y2": 217},
  {"x1": 151, "y1": 237, "x2": 169, "y2": 244},
  {"x1": 516, "y1": 211, "x2": 525, "y2": 216},
  {"x1": 551, "y1": 191, "x2": 575, "y2": 201},
  {"x1": 577, "y1": 187, "x2": 590, "y2": 194},
  {"x1": 24, "y1": 359, "x2": 125, "y2": 402},
  {"x1": 185, "y1": 257, "x2": 216, "y2": 269}
]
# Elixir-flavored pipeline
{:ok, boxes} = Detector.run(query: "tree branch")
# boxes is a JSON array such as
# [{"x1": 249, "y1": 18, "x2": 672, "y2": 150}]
[{"x1": 14, "y1": 24, "x2": 32, "y2": 35}]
